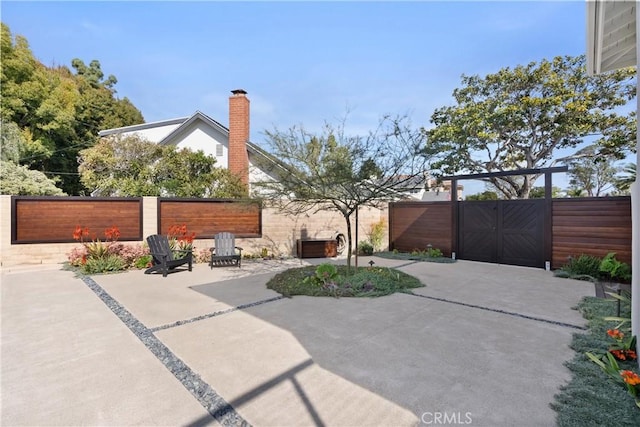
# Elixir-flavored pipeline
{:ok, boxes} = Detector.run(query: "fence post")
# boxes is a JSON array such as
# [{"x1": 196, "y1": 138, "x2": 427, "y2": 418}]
[
  {"x1": 0, "y1": 195, "x2": 11, "y2": 265},
  {"x1": 142, "y1": 197, "x2": 158, "y2": 239}
]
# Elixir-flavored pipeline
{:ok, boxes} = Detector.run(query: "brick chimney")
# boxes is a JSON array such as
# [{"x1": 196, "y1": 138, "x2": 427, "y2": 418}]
[{"x1": 228, "y1": 89, "x2": 250, "y2": 187}]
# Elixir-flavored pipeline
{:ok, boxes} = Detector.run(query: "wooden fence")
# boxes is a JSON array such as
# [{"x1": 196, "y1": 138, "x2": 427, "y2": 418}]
[
  {"x1": 12, "y1": 197, "x2": 143, "y2": 244},
  {"x1": 388, "y1": 201, "x2": 453, "y2": 255},
  {"x1": 11, "y1": 196, "x2": 261, "y2": 244},
  {"x1": 389, "y1": 196, "x2": 632, "y2": 269},
  {"x1": 158, "y1": 198, "x2": 261, "y2": 238},
  {"x1": 552, "y1": 197, "x2": 631, "y2": 268}
]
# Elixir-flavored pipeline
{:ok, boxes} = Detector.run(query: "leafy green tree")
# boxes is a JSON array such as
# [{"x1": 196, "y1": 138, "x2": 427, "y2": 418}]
[
  {"x1": 424, "y1": 55, "x2": 636, "y2": 199},
  {"x1": 1, "y1": 23, "x2": 39, "y2": 123},
  {"x1": 71, "y1": 58, "x2": 143, "y2": 138},
  {"x1": 0, "y1": 161, "x2": 65, "y2": 195},
  {"x1": 529, "y1": 186, "x2": 562, "y2": 199},
  {"x1": 78, "y1": 134, "x2": 246, "y2": 197},
  {"x1": 0, "y1": 23, "x2": 144, "y2": 195},
  {"x1": 615, "y1": 163, "x2": 636, "y2": 194},
  {"x1": 565, "y1": 145, "x2": 620, "y2": 197},
  {"x1": 465, "y1": 190, "x2": 499, "y2": 201},
  {"x1": 255, "y1": 115, "x2": 428, "y2": 270},
  {"x1": 71, "y1": 58, "x2": 117, "y2": 89},
  {"x1": 156, "y1": 147, "x2": 247, "y2": 198},
  {"x1": 1, "y1": 119, "x2": 23, "y2": 162},
  {"x1": 0, "y1": 118, "x2": 65, "y2": 194}
]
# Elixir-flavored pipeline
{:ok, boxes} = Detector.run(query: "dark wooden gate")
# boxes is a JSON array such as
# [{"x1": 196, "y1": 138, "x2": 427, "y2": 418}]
[{"x1": 458, "y1": 199, "x2": 545, "y2": 267}]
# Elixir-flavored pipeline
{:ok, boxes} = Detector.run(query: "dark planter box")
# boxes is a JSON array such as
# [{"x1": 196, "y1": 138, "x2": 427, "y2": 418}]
[{"x1": 296, "y1": 239, "x2": 338, "y2": 258}]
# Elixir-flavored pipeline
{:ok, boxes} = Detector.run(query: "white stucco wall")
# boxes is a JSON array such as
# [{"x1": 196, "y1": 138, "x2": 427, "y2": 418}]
[{"x1": 172, "y1": 122, "x2": 228, "y2": 166}]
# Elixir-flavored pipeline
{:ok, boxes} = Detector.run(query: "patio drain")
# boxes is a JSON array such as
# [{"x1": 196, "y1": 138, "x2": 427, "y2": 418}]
[
  {"x1": 406, "y1": 292, "x2": 587, "y2": 330},
  {"x1": 151, "y1": 296, "x2": 285, "y2": 332},
  {"x1": 80, "y1": 275, "x2": 250, "y2": 427}
]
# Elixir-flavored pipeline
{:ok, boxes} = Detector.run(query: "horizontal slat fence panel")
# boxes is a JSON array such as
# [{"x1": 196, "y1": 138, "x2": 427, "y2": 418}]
[
  {"x1": 390, "y1": 197, "x2": 631, "y2": 270},
  {"x1": 12, "y1": 196, "x2": 142, "y2": 243},
  {"x1": 389, "y1": 201, "x2": 452, "y2": 255},
  {"x1": 551, "y1": 197, "x2": 631, "y2": 268},
  {"x1": 158, "y1": 198, "x2": 261, "y2": 238}
]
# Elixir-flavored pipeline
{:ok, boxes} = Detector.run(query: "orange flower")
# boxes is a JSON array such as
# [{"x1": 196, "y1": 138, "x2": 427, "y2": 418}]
[
  {"x1": 73, "y1": 225, "x2": 82, "y2": 241},
  {"x1": 620, "y1": 370, "x2": 640, "y2": 386},
  {"x1": 626, "y1": 350, "x2": 638, "y2": 360},
  {"x1": 607, "y1": 329, "x2": 624, "y2": 340},
  {"x1": 168, "y1": 224, "x2": 182, "y2": 236},
  {"x1": 73, "y1": 226, "x2": 91, "y2": 241},
  {"x1": 104, "y1": 226, "x2": 120, "y2": 241}
]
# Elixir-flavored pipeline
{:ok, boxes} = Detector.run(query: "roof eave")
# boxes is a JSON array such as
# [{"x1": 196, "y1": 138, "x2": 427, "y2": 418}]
[{"x1": 586, "y1": 0, "x2": 637, "y2": 76}]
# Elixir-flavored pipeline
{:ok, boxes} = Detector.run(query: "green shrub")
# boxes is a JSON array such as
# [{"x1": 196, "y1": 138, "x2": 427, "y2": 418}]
[
  {"x1": 599, "y1": 253, "x2": 632, "y2": 283},
  {"x1": 557, "y1": 254, "x2": 602, "y2": 281},
  {"x1": 367, "y1": 219, "x2": 386, "y2": 251},
  {"x1": 81, "y1": 254, "x2": 126, "y2": 274},
  {"x1": 359, "y1": 241, "x2": 374, "y2": 255},
  {"x1": 84, "y1": 240, "x2": 110, "y2": 260},
  {"x1": 269, "y1": 265, "x2": 423, "y2": 298},
  {"x1": 553, "y1": 297, "x2": 640, "y2": 424},
  {"x1": 134, "y1": 255, "x2": 152, "y2": 269},
  {"x1": 425, "y1": 246, "x2": 443, "y2": 258},
  {"x1": 304, "y1": 263, "x2": 339, "y2": 287},
  {"x1": 376, "y1": 250, "x2": 456, "y2": 264}
]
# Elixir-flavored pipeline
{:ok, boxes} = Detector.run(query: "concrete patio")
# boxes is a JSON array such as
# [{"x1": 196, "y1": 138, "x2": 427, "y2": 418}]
[{"x1": 1, "y1": 257, "x2": 594, "y2": 426}]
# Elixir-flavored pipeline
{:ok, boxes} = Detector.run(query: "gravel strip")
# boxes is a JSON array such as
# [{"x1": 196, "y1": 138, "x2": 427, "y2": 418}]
[
  {"x1": 151, "y1": 296, "x2": 285, "y2": 332},
  {"x1": 81, "y1": 275, "x2": 250, "y2": 426},
  {"x1": 406, "y1": 292, "x2": 586, "y2": 330}
]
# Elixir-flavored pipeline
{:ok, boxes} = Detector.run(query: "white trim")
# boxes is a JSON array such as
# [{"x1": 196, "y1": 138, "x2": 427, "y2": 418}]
[
  {"x1": 631, "y1": 2, "x2": 639, "y2": 364},
  {"x1": 587, "y1": 0, "x2": 604, "y2": 75}
]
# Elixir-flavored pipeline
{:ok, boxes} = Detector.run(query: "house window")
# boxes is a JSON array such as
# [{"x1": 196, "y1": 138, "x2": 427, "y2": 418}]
[{"x1": 216, "y1": 144, "x2": 223, "y2": 157}]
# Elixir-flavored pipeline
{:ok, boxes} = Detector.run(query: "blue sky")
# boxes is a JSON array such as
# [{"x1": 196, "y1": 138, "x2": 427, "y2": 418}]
[{"x1": 2, "y1": 1, "x2": 594, "y2": 192}]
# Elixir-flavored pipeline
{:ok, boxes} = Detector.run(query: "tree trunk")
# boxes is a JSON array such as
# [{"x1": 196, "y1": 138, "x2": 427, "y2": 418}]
[{"x1": 343, "y1": 212, "x2": 353, "y2": 273}]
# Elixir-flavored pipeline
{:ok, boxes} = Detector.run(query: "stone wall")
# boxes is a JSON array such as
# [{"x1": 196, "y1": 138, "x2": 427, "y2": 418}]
[{"x1": 237, "y1": 205, "x2": 388, "y2": 257}]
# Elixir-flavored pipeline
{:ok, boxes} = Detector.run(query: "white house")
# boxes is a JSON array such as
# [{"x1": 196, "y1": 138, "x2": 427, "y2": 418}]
[
  {"x1": 98, "y1": 89, "x2": 280, "y2": 194},
  {"x1": 587, "y1": 0, "x2": 639, "y2": 366},
  {"x1": 100, "y1": 90, "x2": 438, "y2": 201}
]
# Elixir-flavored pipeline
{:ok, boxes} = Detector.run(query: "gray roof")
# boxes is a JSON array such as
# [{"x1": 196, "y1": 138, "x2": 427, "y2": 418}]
[
  {"x1": 98, "y1": 117, "x2": 188, "y2": 137},
  {"x1": 157, "y1": 111, "x2": 227, "y2": 146}
]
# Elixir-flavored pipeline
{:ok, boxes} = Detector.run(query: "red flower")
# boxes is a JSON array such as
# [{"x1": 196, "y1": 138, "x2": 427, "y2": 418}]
[{"x1": 610, "y1": 349, "x2": 627, "y2": 360}]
